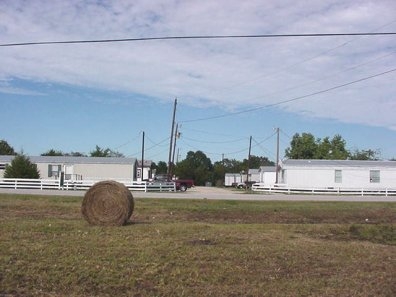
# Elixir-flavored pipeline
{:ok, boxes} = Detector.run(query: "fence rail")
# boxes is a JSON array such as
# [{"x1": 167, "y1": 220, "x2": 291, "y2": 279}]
[
  {"x1": 0, "y1": 178, "x2": 176, "y2": 192},
  {"x1": 252, "y1": 183, "x2": 396, "y2": 196}
]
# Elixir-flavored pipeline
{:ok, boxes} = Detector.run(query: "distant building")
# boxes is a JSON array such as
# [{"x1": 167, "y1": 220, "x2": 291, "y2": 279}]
[
  {"x1": 136, "y1": 159, "x2": 153, "y2": 181},
  {"x1": 258, "y1": 166, "x2": 277, "y2": 186},
  {"x1": 0, "y1": 155, "x2": 153, "y2": 181},
  {"x1": 279, "y1": 159, "x2": 396, "y2": 189},
  {"x1": 224, "y1": 166, "x2": 277, "y2": 187},
  {"x1": 224, "y1": 173, "x2": 243, "y2": 187}
]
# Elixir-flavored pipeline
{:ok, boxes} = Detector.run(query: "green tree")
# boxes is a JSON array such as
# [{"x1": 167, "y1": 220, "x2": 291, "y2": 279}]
[
  {"x1": 154, "y1": 161, "x2": 168, "y2": 174},
  {"x1": 285, "y1": 133, "x2": 318, "y2": 159},
  {"x1": 243, "y1": 155, "x2": 274, "y2": 169},
  {"x1": 315, "y1": 137, "x2": 332, "y2": 159},
  {"x1": 174, "y1": 151, "x2": 213, "y2": 186},
  {"x1": 315, "y1": 135, "x2": 349, "y2": 159},
  {"x1": 286, "y1": 133, "x2": 350, "y2": 160},
  {"x1": 212, "y1": 161, "x2": 226, "y2": 186},
  {"x1": 41, "y1": 149, "x2": 64, "y2": 156},
  {"x1": 4, "y1": 154, "x2": 40, "y2": 178},
  {"x1": 66, "y1": 151, "x2": 87, "y2": 157},
  {"x1": 90, "y1": 145, "x2": 124, "y2": 157},
  {"x1": 221, "y1": 158, "x2": 245, "y2": 173},
  {"x1": 0, "y1": 140, "x2": 16, "y2": 155},
  {"x1": 350, "y1": 149, "x2": 380, "y2": 160},
  {"x1": 329, "y1": 135, "x2": 349, "y2": 159}
]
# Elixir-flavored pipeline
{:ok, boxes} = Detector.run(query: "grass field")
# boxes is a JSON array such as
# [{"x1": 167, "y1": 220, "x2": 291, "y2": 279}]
[{"x1": 0, "y1": 193, "x2": 395, "y2": 297}]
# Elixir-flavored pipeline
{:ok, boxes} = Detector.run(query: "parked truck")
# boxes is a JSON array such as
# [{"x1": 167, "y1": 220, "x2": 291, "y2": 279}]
[
  {"x1": 153, "y1": 174, "x2": 194, "y2": 192},
  {"x1": 173, "y1": 178, "x2": 194, "y2": 192}
]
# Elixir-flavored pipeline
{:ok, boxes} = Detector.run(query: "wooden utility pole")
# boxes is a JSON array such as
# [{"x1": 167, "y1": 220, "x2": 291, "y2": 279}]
[
  {"x1": 275, "y1": 127, "x2": 280, "y2": 184},
  {"x1": 167, "y1": 98, "x2": 177, "y2": 179},
  {"x1": 246, "y1": 136, "x2": 252, "y2": 185},
  {"x1": 141, "y1": 131, "x2": 145, "y2": 181},
  {"x1": 171, "y1": 123, "x2": 179, "y2": 170}
]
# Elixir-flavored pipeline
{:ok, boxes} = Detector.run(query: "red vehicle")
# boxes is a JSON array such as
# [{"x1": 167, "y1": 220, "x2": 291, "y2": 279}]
[
  {"x1": 173, "y1": 178, "x2": 194, "y2": 192},
  {"x1": 153, "y1": 174, "x2": 194, "y2": 192}
]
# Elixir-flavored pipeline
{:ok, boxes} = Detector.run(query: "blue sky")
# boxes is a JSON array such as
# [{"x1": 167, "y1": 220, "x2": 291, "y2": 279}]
[{"x1": 1, "y1": 0, "x2": 396, "y2": 163}]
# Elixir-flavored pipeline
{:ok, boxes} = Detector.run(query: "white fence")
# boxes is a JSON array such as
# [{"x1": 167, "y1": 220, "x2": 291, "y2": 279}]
[
  {"x1": 0, "y1": 178, "x2": 176, "y2": 192},
  {"x1": 252, "y1": 183, "x2": 396, "y2": 196}
]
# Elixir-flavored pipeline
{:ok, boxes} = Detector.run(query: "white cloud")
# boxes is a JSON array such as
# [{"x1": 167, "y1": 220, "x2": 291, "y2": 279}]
[
  {"x1": 1, "y1": 0, "x2": 395, "y2": 129},
  {"x1": 0, "y1": 80, "x2": 44, "y2": 96}
]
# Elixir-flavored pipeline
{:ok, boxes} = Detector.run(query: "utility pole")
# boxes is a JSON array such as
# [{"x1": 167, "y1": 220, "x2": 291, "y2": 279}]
[
  {"x1": 275, "y1": 127, "x2": 280, "y2": 184},
  {"x1": 167, "y1": 98, "x2": 177, "y2": 179},
  {"x1": 141, "y1": 131, "x2": 145, "y2": 181},
  {"x1": 246, "y1": 136, "x2": 252, "y2": 186},
  {"x1": 171, "y1": 123, "x2": 179, "y2": 172},
  {"x1": 176, "y1": 148, "x2": 180, "y2": 163}
]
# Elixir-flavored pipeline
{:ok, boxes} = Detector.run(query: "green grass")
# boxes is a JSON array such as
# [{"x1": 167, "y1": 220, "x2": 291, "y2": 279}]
[{"x1": 0, "y1": 193, "x2": 395, "y2": 296}]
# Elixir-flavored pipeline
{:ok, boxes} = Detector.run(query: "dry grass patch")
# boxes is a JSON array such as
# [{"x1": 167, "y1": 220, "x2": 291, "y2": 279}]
[{"x1": 0, "y1": 193, "x2": 395, "y2": 296}]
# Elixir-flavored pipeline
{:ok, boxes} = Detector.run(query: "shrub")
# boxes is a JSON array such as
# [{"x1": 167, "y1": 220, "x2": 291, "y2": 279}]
[{"x1": 4, "y1": 154, "x2": 40, "y2": 179}]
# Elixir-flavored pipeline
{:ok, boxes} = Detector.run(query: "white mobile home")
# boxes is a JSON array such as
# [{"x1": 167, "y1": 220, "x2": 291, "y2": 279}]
[
  {"x1": 136, "y1": 159, "x2": 153, "y2": 181},
  {"x1": 224, "y1": 173, "x2": 243, "y2": 187},
  {"x1": 280, "y1": 159, "x2": 396, "y2": 189},
  {"x1": 248, "y1": 168, "x2": 260, "y2": 184},
  {"x1": 0, "y1": 155, "x2": 138, "y2": 181},
  {"x1": 225, "y1": 167, "x2": 275, "y2": 187},
  {"x1": 258, "y1": 166, "x2": 276, "y2": 186}
]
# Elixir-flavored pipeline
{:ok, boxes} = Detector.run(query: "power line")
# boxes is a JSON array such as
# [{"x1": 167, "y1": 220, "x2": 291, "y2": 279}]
[
  {"x1": 181, "y1": 135, "x2": 247, "y2": 144},
  {"x1": 180, "y1": 67, "x2": 396, "y2": 123},
  {"x1": 1, "y1": 32, "x2": 395, "y2": 47},
  {"x1": 253, "y1": 49, "x2": 396, "y2": 103},
  {"x1": 182, "y1": 20, "x2": 396, "y2": 101}
]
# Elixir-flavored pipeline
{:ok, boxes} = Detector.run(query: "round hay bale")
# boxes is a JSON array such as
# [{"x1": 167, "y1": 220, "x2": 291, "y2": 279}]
[{"x1": 81, "y1": 180, "x2": 134, "y2": 226}]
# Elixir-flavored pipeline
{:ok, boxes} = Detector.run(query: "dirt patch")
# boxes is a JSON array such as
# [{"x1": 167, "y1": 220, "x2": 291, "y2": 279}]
[
  {"x1": 189, "y1": 238, "x2": 217, "y2": 246},
  {"x1": 183, "y1": 207, "x2": 396, "y2": 224}
]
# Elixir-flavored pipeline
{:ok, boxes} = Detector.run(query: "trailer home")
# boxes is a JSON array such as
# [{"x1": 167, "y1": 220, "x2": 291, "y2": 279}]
[
  {"x1": 280, "y1": 159, "x2": 396, "y2": 189},
  {"x1": 0, "y1": 155, "x2": 138, "y2": 181}
]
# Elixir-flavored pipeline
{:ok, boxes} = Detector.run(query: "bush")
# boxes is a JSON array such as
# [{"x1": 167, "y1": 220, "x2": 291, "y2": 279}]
[{"x1": 4, "y1": 154, "x2": 40, "y2": 179}]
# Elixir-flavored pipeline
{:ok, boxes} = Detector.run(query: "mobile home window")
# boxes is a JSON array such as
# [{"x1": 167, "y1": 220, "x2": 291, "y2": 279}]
[
  {"x1": 369, "y1": 170, "x2": 380, "y2": 183},
  {"x1": 334, "y1": 170, "x2": 342, "y2": 183},
  {"x1": 0, "y1": 163, "x2": 6, "y2": 170},
  {"x1": 48, "y1": 164, "x2": 61, "y2": 177}
]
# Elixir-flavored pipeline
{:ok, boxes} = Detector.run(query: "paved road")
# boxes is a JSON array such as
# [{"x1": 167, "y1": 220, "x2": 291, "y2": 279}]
[{"x1": 1, "y1": 187, "x2": 395, "y2": 202}]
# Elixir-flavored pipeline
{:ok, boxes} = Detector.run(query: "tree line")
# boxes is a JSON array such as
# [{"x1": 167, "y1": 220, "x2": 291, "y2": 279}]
[
  {"x1": 285, "y1": 133, "x2": 381, "y2": 160},
  {"x1": 1, "y1": 133, "x2": 392, "y2": 184}
]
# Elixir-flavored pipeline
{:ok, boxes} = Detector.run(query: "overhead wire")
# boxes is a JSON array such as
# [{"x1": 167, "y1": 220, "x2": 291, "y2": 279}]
[
  {"x1": 1, "y1": 32, "x2": 395, "y2": 47},
  {"x1": 244, "y1": 134, "x2": 276, "y2": 160},
  {"x1": 178, "y1": 138, "x2": 223, "y2": 157},
  {"x1": 180, "y1": 126, "x2": 245, "y2": 138},
  {"x1": 173, "y1": 20, "x2": 396, "y2": 109},
  {"x1": 181, "y1": 135, "x2": 247, "y2": 144},
  {"x1": 113, "y1": 132, "x2": 142, "y2": 151},
  {"x1": 3, "y1": 29, "x2": 395, "y2": 161},
  {"x1": 180, "y1": 67, "x2": 396, "y2": 123},
  {"x1": 127, "y1": 136, "x2": 170, "y2": 157},
  {"x1": 251, "y1": 135, "x2": 276, "y2": 159},
  {"x1": 242, "y1": 49, "x2": 396, "y2": 104},
  {"x1": 222, "y1": 20, "x2": 396, "y2": 91}
]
